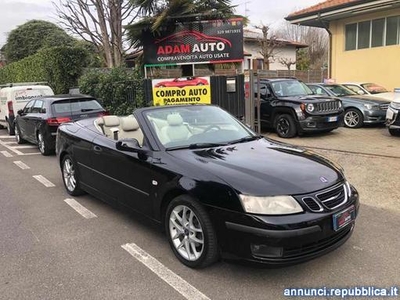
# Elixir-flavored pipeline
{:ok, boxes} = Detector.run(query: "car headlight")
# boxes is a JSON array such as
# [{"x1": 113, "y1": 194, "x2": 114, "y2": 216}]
[
  {"x1": 306, "y1": 103, "x2": 315, "y2": 112},
  {"x1": 390, "y1": 101, "x2": 400, "y2": 109},
  {"x1": 364, "y1": 104, "x2": 380, "y2": 110},
  {"x1": 345, "y1": 181, "x2": 352, "y2": 197},
  {"x1": 239, "y1": 195, "x2": 303, "y2": 215}
]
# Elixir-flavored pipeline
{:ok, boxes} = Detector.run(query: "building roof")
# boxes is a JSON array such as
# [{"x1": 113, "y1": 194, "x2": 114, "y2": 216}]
[
  {"x1": 243, "y1": 28, "x2": 308, "y2": 48},
  {"x1": 286, "y1": 0, "x2": 400, "y2": 27}
]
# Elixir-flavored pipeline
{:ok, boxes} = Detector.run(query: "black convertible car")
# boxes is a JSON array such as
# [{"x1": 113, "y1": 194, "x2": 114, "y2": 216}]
[{"x1": 56, "y1": 104, "x2": 359, "y2": 268}]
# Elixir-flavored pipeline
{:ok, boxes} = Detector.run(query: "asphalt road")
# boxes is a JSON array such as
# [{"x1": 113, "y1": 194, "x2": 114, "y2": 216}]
[{"x1": 0, "y1": 126, "x2": 399, "y2": 300}]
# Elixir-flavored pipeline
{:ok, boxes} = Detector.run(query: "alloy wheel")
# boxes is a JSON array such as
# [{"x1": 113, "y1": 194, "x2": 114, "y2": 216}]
[
  {"x1": 63, "y1": 158, "x2": 76, "y2": 192},
  {"x1": 169, "y1": 205, "x2": 204, "y2": 261},
  {"x1": 15, "y1": 127, "x2": 20, "y2": 143},
  {"x1": 344, "y1": 110, "x2": 360, "y2": 128},
  {"x1": 277, "y1": 118, "x2": 290, "y2": 135},
  {"x1": 38, "y1": 133, "x2": 45, "y2": 153}
]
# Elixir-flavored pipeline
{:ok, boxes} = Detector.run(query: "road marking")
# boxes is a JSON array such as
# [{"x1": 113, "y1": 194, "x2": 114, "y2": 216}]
[
  {"x1": 33, "y1": 175, "x2": 55, "y2": 187},
  {"x1": 1, "y1": 151, "x2": 13, "y2": 157},
  {"x1": 0, "y1": 135, "x2": 14, "y2": 139},
  {"x1": 14, "y1": 161, "x2": 30, "y2": 170},
  {"x1": 121, "y1": 243, "x2": 210, "y2": 300},
  {"x1": 64, "y1": 198, "x2": 97, "y2": 219},
  {"x1": 0, "y1": 139, "x2": 28, "y2": 155},
  {"x1": 13, "y1": 145, "x2": 37, "y2": 149}
]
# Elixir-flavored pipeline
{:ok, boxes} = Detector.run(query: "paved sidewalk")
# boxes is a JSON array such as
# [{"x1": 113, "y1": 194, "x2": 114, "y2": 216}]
[{"x1": 264, "y1": 125, "x2": 400, "y2": 158}]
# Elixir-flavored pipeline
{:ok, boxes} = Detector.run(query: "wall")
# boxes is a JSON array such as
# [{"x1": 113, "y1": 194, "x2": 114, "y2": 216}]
[{"x1": 330, "y1": 8, "x2": 400, "y2": 91}]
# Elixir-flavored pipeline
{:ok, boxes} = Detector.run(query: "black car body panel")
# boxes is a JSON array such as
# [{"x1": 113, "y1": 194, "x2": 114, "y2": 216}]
[
  {"x1": 56, "y1": 105, "x2": 359, "y2": 266},
  {"x1": 255, "y1": 79, "x2": 344, "y2": 135}
]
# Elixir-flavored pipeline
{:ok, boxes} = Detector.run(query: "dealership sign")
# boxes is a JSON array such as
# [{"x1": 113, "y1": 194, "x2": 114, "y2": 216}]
[
  {"x1": 143, "y1": 19, "x2": 243, "y2": 65},
  {"x1": 152, "y1": 77, "x2": 211, "y2": 106}
]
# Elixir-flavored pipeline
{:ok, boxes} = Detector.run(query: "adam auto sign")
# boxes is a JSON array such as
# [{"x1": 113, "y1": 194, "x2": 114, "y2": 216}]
[{"x1": 143, "y1": 19, "x2": 243, "y2": 65}]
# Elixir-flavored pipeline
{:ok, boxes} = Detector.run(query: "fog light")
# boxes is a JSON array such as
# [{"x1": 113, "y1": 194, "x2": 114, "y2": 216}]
[
  {"x1": 251, "y1": 244, "x2": 283, "y2": 258},
  {"x1": 307, "y1": 122, "x2": 316, "y2": 128}
]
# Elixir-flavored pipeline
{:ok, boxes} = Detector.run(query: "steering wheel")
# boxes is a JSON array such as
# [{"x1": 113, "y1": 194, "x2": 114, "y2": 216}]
[{"x1": 203, "y1": 124, "x2": 221, "y2": 133}]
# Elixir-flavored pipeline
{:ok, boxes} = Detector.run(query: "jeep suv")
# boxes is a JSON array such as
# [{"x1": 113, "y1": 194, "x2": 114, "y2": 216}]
[{"x1": 255, "y1": 78, "x2": 344, "y2": 138}]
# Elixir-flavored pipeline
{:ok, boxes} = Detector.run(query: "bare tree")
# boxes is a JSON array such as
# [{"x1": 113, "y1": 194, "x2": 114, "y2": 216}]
[
  {"x1": 256, "y1": 25, "x2": 283, "y2": 70},
  {"x1": 279, "y1": 57, "x2": 296, "y2": 70},
  {"x1": 54, "y1": 0, "x2": 138, "y2": 67},
  {"x1": 276, "y1": 22, "x2": 328, "y2": 69}
]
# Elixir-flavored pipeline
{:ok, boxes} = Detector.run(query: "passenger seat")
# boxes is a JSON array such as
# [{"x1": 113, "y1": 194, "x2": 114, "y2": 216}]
[{"x1": 120, "y1": 116, "x2": 144, "y2": 146}]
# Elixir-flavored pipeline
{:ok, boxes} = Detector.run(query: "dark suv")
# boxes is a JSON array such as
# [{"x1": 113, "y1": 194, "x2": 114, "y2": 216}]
[{"x1": 255, "y1": 78, "x2": 344, "y2": 138}]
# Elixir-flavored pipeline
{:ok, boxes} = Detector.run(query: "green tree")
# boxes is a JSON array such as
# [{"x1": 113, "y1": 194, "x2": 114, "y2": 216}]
[
  {"x1": 3, "y1": 20, "x2": 76, "y2": 62},
  {"x1": 126, "y1": 0, "x2": 237, "y2": 49}
]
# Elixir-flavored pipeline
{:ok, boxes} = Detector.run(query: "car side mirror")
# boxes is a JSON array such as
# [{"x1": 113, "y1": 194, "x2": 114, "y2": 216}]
[
  {"x1": 357, "y1": 90, "x2": 365, "y2": 95},
  {"x1": 17, "y1": 109, "x2": 24, "y2": 116},
  {"x1": 116, "y1": 138, "x2": 141, "y2": 152}
]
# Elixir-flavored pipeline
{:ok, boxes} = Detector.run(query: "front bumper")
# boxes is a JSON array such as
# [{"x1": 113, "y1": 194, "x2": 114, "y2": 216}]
[
  {"x1": 298, "y1": 113, "x2": 344, "y2": 133},
  {"x1": 386, "y1": 106, "x2": 399, "y2": 129},
  {"x1": 363, "y1": 109, "x2": 387, "y2": 124},
  {"x1": 210, "y1": 185, "x2": 359, "y2": 266}
]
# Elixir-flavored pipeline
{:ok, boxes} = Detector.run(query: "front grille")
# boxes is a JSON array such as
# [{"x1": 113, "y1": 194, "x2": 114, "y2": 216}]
[
  {"x1": 316, "y1": 183, "x2": 347, "y2": 209},
  {"x1": 380, "y1": 104, "x2": 389, "y2": 110},
  {"x1": 315, "y1": 101, "x2": 340, "y2": 113},
  {"x1": 302, "y1": 197, "x2": 323, "y2": 212}
]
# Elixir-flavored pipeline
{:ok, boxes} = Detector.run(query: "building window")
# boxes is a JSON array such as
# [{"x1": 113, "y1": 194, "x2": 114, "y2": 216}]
[
  {"x1": 358, "y1": 21, "x2": 370, "y2": 49},
  {"x1": 345, "y1": 23, "x2": 357, "y2": 50},
  {"x1": 345, "y1": 16, "x2": 400, "y2": 50},
  {"x1": 386, "y1": 16, "x2": 399, "y2": 45},
  {"x1": 372, "y1": 18, "x2": 384, "y2": 47}
]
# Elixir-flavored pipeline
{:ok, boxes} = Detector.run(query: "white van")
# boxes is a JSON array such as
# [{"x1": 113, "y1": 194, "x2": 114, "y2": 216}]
[{"x1": 0, "y1": 83, "x2": 54, "y2": 135}]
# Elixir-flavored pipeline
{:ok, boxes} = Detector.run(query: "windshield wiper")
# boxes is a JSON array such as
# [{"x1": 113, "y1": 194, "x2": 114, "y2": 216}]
[
  {"x1": 81, "y1": 108, "x2": 96, "y2": 112},
  {"x1": 166, "y1": 142, "x2": 227, "y2": 151},
  {"x1": 228, "y1": 135, "x2": 263, "y2": 145}
]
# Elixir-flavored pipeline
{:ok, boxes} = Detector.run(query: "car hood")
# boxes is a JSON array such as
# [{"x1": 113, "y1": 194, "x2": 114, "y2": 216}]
[
  {"x1": 168, "y1": 139, "x2": 343, "y2": 196},
  {"x1": 278, "y1": 95, "x2": 339, "y2": 103},
  {"x1": 345, "y1": 95, "x2": 391, "y2": 104}
]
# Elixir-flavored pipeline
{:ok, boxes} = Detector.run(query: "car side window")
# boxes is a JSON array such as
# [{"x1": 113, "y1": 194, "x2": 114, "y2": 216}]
[
  {"x1": 23, "y1": 100, "x2": 35, "y2": 114},
  {"x1": 345, "y1": 85, "x2": 364, "y2": 94},
  {"x1": 31, "y1": 99, "x2": 44, "y2": 113}
]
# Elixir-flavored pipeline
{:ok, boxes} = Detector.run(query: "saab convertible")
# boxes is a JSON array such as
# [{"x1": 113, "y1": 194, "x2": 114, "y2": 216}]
[{"x1": 56, "y1": 104, "x2": 359, "y2": 268}]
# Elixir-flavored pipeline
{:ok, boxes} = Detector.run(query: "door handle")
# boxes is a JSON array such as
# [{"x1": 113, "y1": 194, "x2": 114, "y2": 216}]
[{"x1": 93, "y1": 145, "x2": 102, "y2": 153}]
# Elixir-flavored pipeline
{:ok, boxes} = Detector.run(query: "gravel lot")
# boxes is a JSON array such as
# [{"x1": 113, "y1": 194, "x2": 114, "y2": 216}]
[{"x1": 264, "y1": 125, "x2": 400, "y2": 214}]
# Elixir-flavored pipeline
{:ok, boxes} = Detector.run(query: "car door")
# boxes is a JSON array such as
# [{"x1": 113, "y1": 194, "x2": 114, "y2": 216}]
[
  {"x1": 90, "y1": 135, "x2": 153, "y2": 216},
  {"x1": 258, "y1": 83, "x2": 275, "y2": 127},
  {"x1": 17, "y1": 100, "x2": 35, "y2": 141},
  {"x1": 26, "y1": 99, "x2": 45, "y2": 141}
]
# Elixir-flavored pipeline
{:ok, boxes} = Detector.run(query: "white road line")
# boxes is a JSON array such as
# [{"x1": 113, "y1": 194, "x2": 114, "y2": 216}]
[
  {"x1": 0, "y1": 135, "x2": 14, "y2": 138},
  {"x1": 20, "y1": 153, "x2": 41, "y2": 156},
  {"x1": 1, "y1": 151, "x2": 13, "y2": 157},
  {"x1": 64, "y1": 198, "x2": 97, "y2": 219},
  {"x1": 0, "y1": 140, "x2": 25, "y2": 155},
  {"x1": 33, "y1": 175, "x2": 55, "y2": 187},
  {"x1": 14, "y1": 161, "x2": 30, "y2": 170},
  {"x1": 13, "y1": 145, "x2": 37, "y2": 149},
  {"x1": 121, "y1": 243, "x2": 210, "y2": 300}
]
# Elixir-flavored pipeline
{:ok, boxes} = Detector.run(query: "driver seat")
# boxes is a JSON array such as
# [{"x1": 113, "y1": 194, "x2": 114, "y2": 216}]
[{"x1": 160, "y1": 114, "x2": 192, "y2": 142}]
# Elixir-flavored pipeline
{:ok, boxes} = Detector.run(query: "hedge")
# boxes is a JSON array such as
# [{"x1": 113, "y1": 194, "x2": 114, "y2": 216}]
[
  {"x1": 0, "y1": 46, "x2": 89, "y2": 94},
  {"x1": 79, "y1": 67, "x2": 145, "y2": 115}
]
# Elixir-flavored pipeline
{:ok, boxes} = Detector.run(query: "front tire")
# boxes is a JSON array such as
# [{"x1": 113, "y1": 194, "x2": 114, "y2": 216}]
[
  {"x1": 344, "y1": 109, "x2": 363, "y2": 128},
  {"x1": 165, "y1": 195, "x2": 219, "y2": 268},
  {"x1": 275, "y1": 114, "x2": 297, "y2": 138},
  {"x1": 62, "y1": 155, "x2": 85, "y2": 196},
  {"x1": 15, "y1": 124, "x2": 26, "y2": 144},
  {"x1": 389, "y1": 128, "x2": 400, "y2": 136}
]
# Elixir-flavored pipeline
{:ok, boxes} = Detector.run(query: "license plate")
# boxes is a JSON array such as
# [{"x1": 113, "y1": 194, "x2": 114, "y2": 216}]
[
  {"x1": 386, "y1": 109, "x2": 394, "y2": 120},
  {"x1": 333, "y1": 205, "x2": 355, "y2": 231},
  {"x1": 327, "y1": 116, "x2": 338, "y2": 122}
]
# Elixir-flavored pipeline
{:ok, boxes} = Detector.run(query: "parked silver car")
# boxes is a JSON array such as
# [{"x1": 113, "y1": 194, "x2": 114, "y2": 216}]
[{"x1": 307, "y1": 83, "x2": 390, "y2": 128}]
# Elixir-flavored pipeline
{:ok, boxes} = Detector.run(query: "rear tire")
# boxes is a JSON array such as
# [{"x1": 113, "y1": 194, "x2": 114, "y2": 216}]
[
  {"x1": 7, "y1": 120, "x2": 15, "y2": 136},
  {"x1": 61, "y1": 154, "x2": 85, "y2": 196},
  {"x1": 275, "y1": 114, "x2": 297, "y2": 138},
  {"x1": 165, "y1": 195, "x2": 219, "y2": 268},
  {"x1": 37, "y1": 131, "x2": 52, "y2": 156}
]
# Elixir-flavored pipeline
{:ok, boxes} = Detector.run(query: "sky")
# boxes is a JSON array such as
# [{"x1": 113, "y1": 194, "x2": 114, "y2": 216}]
[{"x1": 0, "y1": 0, "x2": 324, "y2": 47}]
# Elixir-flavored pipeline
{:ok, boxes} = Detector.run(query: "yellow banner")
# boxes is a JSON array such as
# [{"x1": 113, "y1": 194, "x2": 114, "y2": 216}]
[{"x1": 152, "y1": 77, "x2": 211, "y2": 106}]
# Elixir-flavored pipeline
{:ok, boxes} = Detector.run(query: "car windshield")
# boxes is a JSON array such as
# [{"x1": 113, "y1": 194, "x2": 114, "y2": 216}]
[
  {"x1": 361, "y1": 83, "x2": 388, "y2": 94},
  {"x1": 271, "y1": 80, "x2": 313, "y2": 97},
  {"x1": 324, "y1": 85, "x2": 357, "y2": 96},
  {"x1": 143, "y1": 105, "x2": 258, "y2": 149}
]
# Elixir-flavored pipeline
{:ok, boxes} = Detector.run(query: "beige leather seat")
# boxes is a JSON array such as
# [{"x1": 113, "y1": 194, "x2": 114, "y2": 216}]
[
  {"x1": 119, "y1": 116, "x2": 143, "y2": 145},
  {"x1": 101, "y1": 115, "x2": 121, "y2": 140},
  {"x1": 160, "y1": 114, "x2": 191, "y2": 142}
]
